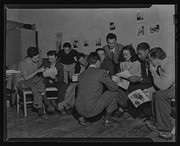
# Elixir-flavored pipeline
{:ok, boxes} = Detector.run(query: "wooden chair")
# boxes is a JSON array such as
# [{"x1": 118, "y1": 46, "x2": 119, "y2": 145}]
[{"x1": 16, "y1": 87, "x2": 58, "y2": 117}]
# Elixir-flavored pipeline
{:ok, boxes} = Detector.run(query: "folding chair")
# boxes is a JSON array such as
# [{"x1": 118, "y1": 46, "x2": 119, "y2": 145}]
[{"x1": 16, "y1": 87, "x2": 58, "y2": 117}]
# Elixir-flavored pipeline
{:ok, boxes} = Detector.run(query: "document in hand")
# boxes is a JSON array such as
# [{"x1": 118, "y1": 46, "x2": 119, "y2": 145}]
[
  {"x1": 116, "y1": 70, "x2": 131, "y2": 78},
  {"x1": 112, "y1": 75, "x2": 130, "y2": 90},
  {"x1": 72, "y1": 74, "x2": 79, "y2": 82},
  {"x1": 128, "y1": 89, "x2": 150, "y2": 108},
  {"x1": 43, "y1": 67, "x2": 58, "y2": 78}
]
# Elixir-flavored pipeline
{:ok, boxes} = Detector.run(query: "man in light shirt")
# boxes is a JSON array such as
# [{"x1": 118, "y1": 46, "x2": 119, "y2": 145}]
[{"x1": 143, "y1": 47, "x2": 175, "y2": 139}]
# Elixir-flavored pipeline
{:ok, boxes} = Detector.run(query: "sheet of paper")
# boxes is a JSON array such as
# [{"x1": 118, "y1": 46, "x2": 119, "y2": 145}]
[
  {"x1": 6, "y1": 70, "x2": 21, "y2": 74},
  {"x1": 116, "y1": 70, "x2": 131, "y2": 78}
]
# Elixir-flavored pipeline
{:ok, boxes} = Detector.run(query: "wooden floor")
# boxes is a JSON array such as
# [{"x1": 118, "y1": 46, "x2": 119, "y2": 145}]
[{"x1": 4, "y1": 104, "x2": 175, "y2": 142}]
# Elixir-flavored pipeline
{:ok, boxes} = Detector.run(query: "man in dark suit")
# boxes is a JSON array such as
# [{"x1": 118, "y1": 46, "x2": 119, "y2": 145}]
[
  {"x1": 75, "y1": 52, "x2": 119, "y2": 127},
  {"x1": 103, "y1": 33, "x2": 124, "y2": 73},
  {"x1": 40, "y1": 50, "x2": 68, "y2": 115}
]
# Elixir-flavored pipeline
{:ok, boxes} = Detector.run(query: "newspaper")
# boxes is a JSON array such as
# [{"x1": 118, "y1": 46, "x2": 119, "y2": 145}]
[
  {"x1": 128, "y1": 89, "x2": 151, "y2": 108},
  {"x1": 43, "y1": 67, "x2": 57, "y2": 78}
]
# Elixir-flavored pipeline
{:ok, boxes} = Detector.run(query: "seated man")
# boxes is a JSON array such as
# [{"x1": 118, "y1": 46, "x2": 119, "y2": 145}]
[
  {"x1": 96, "y1": 48, "x2": 115, "y2": 77},
  {"x1": 58, "y1": 53, "x2": 88, "y2": 113},
  {"x1": 40, "y1": 50, "x2": 68, "y2": 115},
  {"x1": 16, "y1": 47, "x2": 55, "y2": 119},
  {"x1": 75, "y1": 52, "x2": 119, "y2": 127},
  {"x1": 143, "y1": 47, "x2": 175, "y2": 139}
]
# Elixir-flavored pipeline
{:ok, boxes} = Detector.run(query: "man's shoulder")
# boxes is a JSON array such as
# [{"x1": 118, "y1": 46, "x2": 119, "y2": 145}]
[{"x1": 116, "y1": 43, "x2": 124, "y2": 49}]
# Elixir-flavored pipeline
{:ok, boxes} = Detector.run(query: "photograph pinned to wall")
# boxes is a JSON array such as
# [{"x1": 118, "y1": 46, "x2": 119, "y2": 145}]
[
  {"x1": 95, "y1": 38, "x2": 101, "y2": 46},
  {"x1": 136, "y1": 11, "x2": 145, "y2": 23},
  {"x1": 71, "y1": 38, "x2": 80, "y2": 49},
  {"x1": 136, "y1": 24, "x2": 145, "y2": 38},
  {"x1": 147, "y1": 24, "x2": 160, "y2": 35},
  {"x1": 84, "y1": 40, "x2": 89, "y2": 48},
  {"x1": 55, "y1": 32, "x2": 63, "y2": 52},
  {"x1": 110, "y1": 22, "x2": 115, "y2": 30}
]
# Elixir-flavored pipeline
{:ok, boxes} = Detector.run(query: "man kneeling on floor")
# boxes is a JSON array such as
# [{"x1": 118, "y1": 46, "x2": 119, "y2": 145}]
[{"x1": 74, "y1": 52, "x2": 120, "y2": 127}]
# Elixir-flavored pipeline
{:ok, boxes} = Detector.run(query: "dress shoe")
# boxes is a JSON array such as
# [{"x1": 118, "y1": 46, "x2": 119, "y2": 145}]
[{"x1": 103, "y1": 118, "x2": 118, "y2": 127}]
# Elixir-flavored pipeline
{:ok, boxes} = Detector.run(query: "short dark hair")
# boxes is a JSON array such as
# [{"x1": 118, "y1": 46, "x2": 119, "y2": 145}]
[
  {"x1": 95, "y1": 48, "x2": 106, "y2": 55},
  {"x1": 27, "y1": 46, "x2": 39, "y2": 58},
  {"x1": 149, "y1": 47, "x2": 166, "y2": 60},
  {"x1": 77, "y1": 53, "x2": 85, "y2": 60},
  {"x1": 106, "y1": 33, "x2": 117, "y2": 42},
  {"x1": 47, "y1": 50, "x2": 57, "y2": 57},
  {"x1": 120, "y1": 45, "x2": 138, "y2": 62},
  {"x1": 137, "y1": 42, "x2": 150, "y2": 51},
  {"x1": 87, "y1": 52, "x2": 100, "y2": 65},
  {"x1": 63, "y1": 42, "x2": 71, "y2": 49}
]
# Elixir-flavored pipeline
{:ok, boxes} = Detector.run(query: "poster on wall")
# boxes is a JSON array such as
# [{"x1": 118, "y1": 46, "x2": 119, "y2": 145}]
[
  {"x1": 84, "y1": 40, "x2": 89, "y2": 47},
  {"x1": 110, "y1": 22, "x2": 115, "y2": 30},
  {"x1": 136, "y1": 24, "x2": 145, "y2": 38},
  {"x1": 71, "y1": 38, "x2": 80, "y2": 49},
  {"x1": 147, "y1": 24, "x2": 160, "y2": 35},
  {"x1": 55, "y1": 32, "x2": 63, "y2": 52},
  {"x1": 136, "y1": 11, "x2": 145, "y2": 23},
  {"x1": 95, "y1": 38, "x2": 101, "y2": 46}
]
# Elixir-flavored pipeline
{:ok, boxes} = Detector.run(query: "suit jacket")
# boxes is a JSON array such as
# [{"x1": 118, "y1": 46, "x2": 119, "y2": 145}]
[
  {"x1": 40, "y1": 58, "x2": 64, "y2": 83},
  {"x1": 103, "y1": 43, "x2": 124, "y2": 64},
  {"x1": 75, "y1": 67, "x2": 118, "y2": 117}
]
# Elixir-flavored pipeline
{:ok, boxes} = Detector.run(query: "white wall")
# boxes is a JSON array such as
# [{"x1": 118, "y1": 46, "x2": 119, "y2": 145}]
[{"x1": 7, "y1": 5, "x2": 175, "y2": 58}]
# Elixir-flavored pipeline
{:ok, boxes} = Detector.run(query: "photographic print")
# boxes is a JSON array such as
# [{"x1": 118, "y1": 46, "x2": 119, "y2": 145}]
[
  {"x1": 136, "y1": 24, "x2": 145, "y2": 38},
  {"x1": 110, "y1": 22, "x2": 115, "y2": 30},
  {"x1": 71, "y1": 38, "x2": 80, "y2": 49},
  {"x1": 55, "y1": 32, "x2": 63, "y2": 52},
  {"x1": 84, "y1": 40, "x2": 89, "y2": 47},
  {"x1": 147, "y1": 24, "x2": 160, "y2": 35},
  {"x1": 137, "y1": 11, "x2": 145, "y2": 23},
  {"x1": 95, "y1": 38, "x2": 101, "y2": 46}
]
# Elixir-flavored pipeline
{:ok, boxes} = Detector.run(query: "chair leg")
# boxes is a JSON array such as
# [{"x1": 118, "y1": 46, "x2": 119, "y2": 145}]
[
  {"x1": 16, "y1": 92, "x2": 20, "y2": 115},
  {"x1": 23, "y1": 92, "x2": 27, "y2": 117}
]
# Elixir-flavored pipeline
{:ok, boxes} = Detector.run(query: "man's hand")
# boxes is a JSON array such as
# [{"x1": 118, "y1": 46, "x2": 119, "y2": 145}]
[
  {"x1": 149, "y1": 63, "x2": 158, "y2": 72},
  {"x1": 37, "y1": 67, "x2": 45, "y2": 73},
  {"x1": 127, "y1": 76, "x2": 142, "y2": 82}
]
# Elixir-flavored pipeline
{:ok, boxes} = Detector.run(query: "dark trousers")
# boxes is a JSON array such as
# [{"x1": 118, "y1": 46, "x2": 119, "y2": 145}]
[
  {"x1": 152, "y1": 88, "x2": 175, "y2": 131},
  {"x1": 45, "y1": 79, "x2": 68, "y2": 104}
]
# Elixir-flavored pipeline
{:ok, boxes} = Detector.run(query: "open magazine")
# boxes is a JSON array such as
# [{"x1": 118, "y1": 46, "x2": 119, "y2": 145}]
[
  {"x1": 43, "y1": 67, "x2": 58, "y2": 78},
  {"x1": 128, "y1": 89, "x2": 151, "y2": 108},
  {"x1": 112, "y1": 70, "x2": 131, "y2": 90}
]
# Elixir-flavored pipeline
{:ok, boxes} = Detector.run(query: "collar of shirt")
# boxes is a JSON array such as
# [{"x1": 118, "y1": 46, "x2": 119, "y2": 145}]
[
  {"x1": 89, "y1": 64, "x2": 97, "y2": 68},
  {"x1": 110, "y1": 48, "x2": 115, "y2": 53}
]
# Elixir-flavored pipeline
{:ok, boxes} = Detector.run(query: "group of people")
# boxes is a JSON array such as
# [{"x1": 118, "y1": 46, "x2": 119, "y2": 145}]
[{"x1": 12, "y1": 32, "x2": 175, "y2": 139}]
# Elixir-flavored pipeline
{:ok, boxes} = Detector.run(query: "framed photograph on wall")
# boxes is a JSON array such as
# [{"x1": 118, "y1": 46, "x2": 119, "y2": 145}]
[
  {"x1": 55, "y1": 32, "x2": 63, "y2": 52},
  {"x1": 84, "y1": 40, "x2": 89, "y2": 47},
  {"x1": 136, "y1": 11, "x2": 145, "y2": 23},
  {"x1": 136, "y1": 24, "x2": 145, "y2": 38},
  {"x1": 147, "y1": 24, "x2": 160, "y2": 35},
  {"x1": 71, "y1": 38, "x2": 80, "y2": 49},
  {"x1": 95, "y1": 38, "x2": 101, "y2": 46},
  {"x1": 110, "y1": 22, "x2": 115, "y2": 30}
]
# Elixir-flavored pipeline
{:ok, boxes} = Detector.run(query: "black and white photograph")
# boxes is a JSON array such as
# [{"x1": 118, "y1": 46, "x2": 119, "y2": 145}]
[
  {"x1": 4, "y1": 4, "x2": 176, "y2": 142},
  {"x1": 110, "y1": 22, "x2": 116, "y2": 30},
  {"x1": 136, "y1": 24, "x2": 145, "y2": 38},
  {"x1": 137, "y1": 11, "x2": 145, "y2": 23},
  {"x1": 95, "y1": 38, "x2": 101, "y2": 46},
  {"x1": 147, "y1": 24, "x2": 160, "y2": 35}
]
